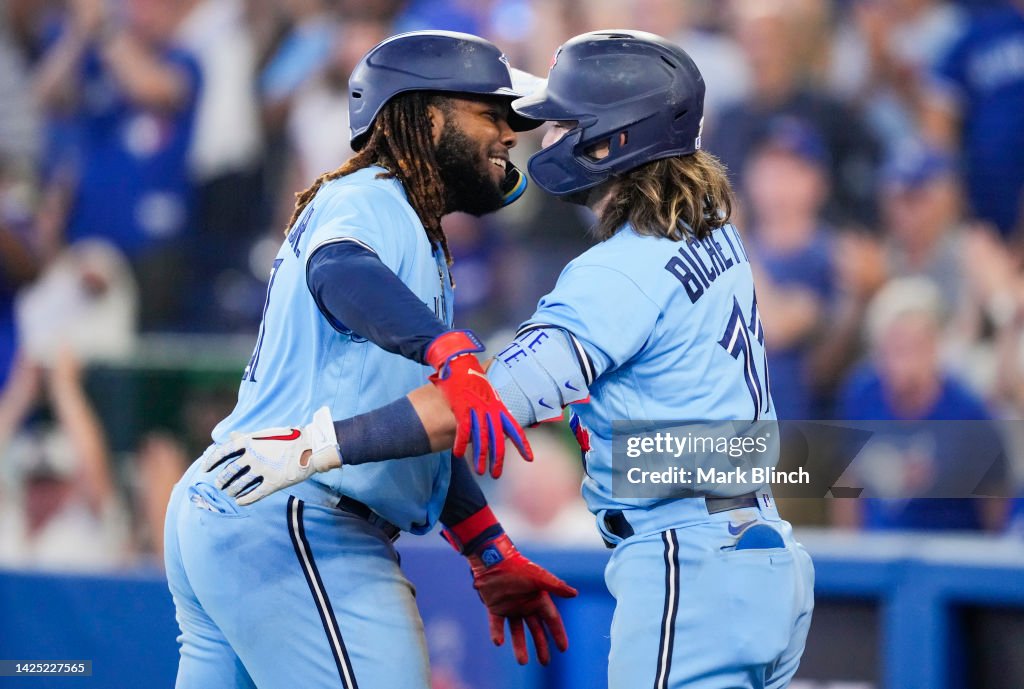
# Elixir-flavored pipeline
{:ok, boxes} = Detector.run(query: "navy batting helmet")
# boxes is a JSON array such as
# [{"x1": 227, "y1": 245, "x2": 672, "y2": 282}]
[
  {"x1": 513, "y1": 30, "x2": 706, "y2": 197},
  {"x1": 348, "y1": 31, "x2": 542, "y2": 150}
]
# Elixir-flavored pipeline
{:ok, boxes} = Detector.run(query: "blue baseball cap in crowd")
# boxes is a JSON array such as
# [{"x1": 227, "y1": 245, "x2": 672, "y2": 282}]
[
  {"x1": 881, "y1": 141, "x2": 956, "y2": 192},
  {"x1": 753, "y1": 117, "x2": 830, "y2": 168}
]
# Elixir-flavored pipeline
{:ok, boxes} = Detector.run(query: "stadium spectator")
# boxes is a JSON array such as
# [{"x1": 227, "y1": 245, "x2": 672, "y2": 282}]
[
  {"x1": 923, "y1": 0, "x2": 1024, "y2": 240},
  {"x1": 743, "y1": 118, "x2": 836, "y2": 420},
  {"x1": 129, "y1": 432, "x2": 188, "y2": 566},
  {"x1": 128, "y1": 386, "x2": 234, "y2": 566},
  {"x1": 259, "y1": 0, "x2": 336, "y2": 137},
  {"x1": 0, "y1": 3, "x2": 43, "y2": 387},
  {"x1": 0, "y1": 350, "x2": 130, "y2": 571},
  {"x1": 175, "y1": 0, "x2": 265, "y2": 331},
  {"x1": 284, "y1": 17, "x2": 387, "y2": 194},
  {"x1": 4, "y1": 0, "x2": 60, "y2": 64},
  {"x1": 965, "y1": 226, "x2": 1024, "y2": 413},
  {"x1": 654, "y1": 0, "x2": 750, "y2": 126},
  {"x1": 708, "y1": 0, "x2": 881, "y2": 226},
  {"x1": 15, "y1": 239, "x2": 138, "y2": 367},
  {"x1": 33, "y1": 0, "x2": 202, "y2": 331},
  {"x1": 0, "y1": 163, "x2": 40, "y2": 388},
  {"x1": 176, "y1": 0, "x2": 262, "y2": 208},
  {"x1": 831, "y1": 278, "x2": 1008, "y2": 532},
  {"x1": 872, "y1": 140, "x2": 1016, "y2": 396},
  {"x1": 0, "y1": 10, "x2": 40, "y2": 173},
  {"x1": 879, "y1": 141, "x2": 965, "y2": 306},
  {"x1": 257, "y1": 0, "x2": 338, "y2": 274},
  {"x1": 830, "y1": 0, "x2": 965, "y2": 153},
  {"x1": 807, "y1": 236, "x2": 888, "y2": 409}
]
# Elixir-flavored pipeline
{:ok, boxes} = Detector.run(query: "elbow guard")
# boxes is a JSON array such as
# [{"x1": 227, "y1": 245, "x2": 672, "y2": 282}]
[{"x1": 487, "y1": 326, "x2": 591, "y2": 426}]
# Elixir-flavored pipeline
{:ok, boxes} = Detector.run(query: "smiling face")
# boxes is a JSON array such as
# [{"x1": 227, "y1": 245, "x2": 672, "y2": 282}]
[{"x1": 430, "y1": 96, "x2": 517, "y2": 216}]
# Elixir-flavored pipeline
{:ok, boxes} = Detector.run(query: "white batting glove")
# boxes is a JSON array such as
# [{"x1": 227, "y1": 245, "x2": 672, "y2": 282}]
[{"x1": 201, "y1": 406, "x2": 342, "y2": 505}]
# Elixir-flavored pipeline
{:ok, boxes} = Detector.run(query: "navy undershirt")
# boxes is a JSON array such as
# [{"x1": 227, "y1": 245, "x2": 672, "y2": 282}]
[{"x1": 306, "y1": 240, "x2": 447, "y2": 364}]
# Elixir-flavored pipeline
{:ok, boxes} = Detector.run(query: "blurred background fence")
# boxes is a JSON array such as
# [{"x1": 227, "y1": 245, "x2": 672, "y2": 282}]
[{"x1": 4, "y1": 532, "x2": 1024, "y2": 689}]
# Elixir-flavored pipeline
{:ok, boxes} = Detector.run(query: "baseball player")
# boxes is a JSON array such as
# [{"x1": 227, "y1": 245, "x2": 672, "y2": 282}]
[
  {"x1": 163, "y1": 31, "x2": 576, "y2": 689},
  {"x1": 208, "y1": 31, "x2": 816, "y2": 689}
]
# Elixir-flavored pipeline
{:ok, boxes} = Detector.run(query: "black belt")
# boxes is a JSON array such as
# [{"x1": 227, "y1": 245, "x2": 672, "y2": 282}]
[
  {"x1": 336, "y1": 495, "x2": 401, "y2": 542},
  {"x1": 603, "y1": 493, "x2": 761, "y2": 547}
]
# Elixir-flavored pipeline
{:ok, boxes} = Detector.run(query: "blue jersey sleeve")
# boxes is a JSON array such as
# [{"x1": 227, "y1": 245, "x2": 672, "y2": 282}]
[
  {"x1": 523, "y1": 264, "x2": 662, "y2": 381},
  {"x1": 303, "y1": 182, "x2": 413, "y2": 273}
]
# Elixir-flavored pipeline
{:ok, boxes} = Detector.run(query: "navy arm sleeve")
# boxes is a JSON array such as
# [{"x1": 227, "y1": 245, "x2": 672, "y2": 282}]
[
  {"x1": 440, "y1": 456, "x2": 501, "y2": 552},
  {"x1": 306, "y1": 240, "x2": 447, "y2": 364},
  {"x1": 333, "y1": 397, "x2": 432, "y2": 465}
]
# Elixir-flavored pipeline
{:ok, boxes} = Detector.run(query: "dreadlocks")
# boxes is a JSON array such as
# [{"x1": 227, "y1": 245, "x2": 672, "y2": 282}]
[{"x1": 285, "y1": 92, "x2": 454, "y2": 264}]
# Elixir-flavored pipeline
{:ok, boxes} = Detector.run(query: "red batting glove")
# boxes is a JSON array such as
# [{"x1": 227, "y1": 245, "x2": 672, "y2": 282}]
[
  {"x1": 450, "y1": 520, "x2": 576, "y2": 665},
  {"x1": 425, "y1": 330, "x2": 533, "y2": 477},
  {"x1": 442, "y1": 508, "x2": 578, "y2": 665},
  {"x1": 470, "y1": 535, "x2": 577, "y2": 665}
]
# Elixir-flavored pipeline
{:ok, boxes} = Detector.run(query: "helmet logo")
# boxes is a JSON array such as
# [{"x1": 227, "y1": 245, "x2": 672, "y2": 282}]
[
  {"x1": 549, "y1": 47, "x2": 562, "y2": 71},
  {"x1": 695, "y1": 116, "x2": 704, "y2": 151},
  {"x1": 498, "y1": 53, "x2": 513, "y2": 80}
]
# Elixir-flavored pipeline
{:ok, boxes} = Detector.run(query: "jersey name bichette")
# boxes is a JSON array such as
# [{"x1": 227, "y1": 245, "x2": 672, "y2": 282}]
[{"x1": 520, "y1": 222, "x2": 774, "y2": 516}]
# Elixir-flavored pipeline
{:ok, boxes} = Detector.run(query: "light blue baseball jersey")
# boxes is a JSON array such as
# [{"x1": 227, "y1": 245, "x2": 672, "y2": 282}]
[
  {"x1": 212, "y1": 166, "x2": 453, "y2": 533},
  {"x1": 523, "y1": 223, "x2": 812, "y2": 689},
  {"x1": 522, "y1": 223, "x2": 775, "y2": 517}
]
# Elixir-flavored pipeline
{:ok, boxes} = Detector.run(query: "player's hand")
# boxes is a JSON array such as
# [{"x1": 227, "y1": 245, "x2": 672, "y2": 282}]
[
  {"x1": 200, "y1": 406, "x2": 342, "y2": 505},
  {"x1": 425, "y1": 330, "x2": 532, "y2": 477},
  {"x1": 468, "y1": 534, "x2": 577, "y2": 665}
]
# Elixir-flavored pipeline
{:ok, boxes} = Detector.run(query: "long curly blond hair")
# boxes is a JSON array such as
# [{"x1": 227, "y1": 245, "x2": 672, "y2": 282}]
[{"x1": 594, "y1": 150, "x2": 735, "y2": 242}]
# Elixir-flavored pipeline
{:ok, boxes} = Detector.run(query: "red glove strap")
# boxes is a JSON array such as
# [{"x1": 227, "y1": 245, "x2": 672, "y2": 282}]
[
  {"x1": 425, "y1": 330, "x2": 485, "y2": 378},
  {"x1": 440, "y1": 505, "x2": 499, "y2": 553}
]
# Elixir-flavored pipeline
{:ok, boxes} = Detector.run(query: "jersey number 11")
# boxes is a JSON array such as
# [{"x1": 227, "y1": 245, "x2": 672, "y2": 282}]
[{"x1": 717, "y1": 294, "x2": 771, "y2": 421}]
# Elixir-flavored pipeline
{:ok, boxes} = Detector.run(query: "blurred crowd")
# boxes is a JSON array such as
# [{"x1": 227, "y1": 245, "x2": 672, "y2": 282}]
[{"x1": 3, "y1": 0, "x2": 1024, "y2": 572}]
